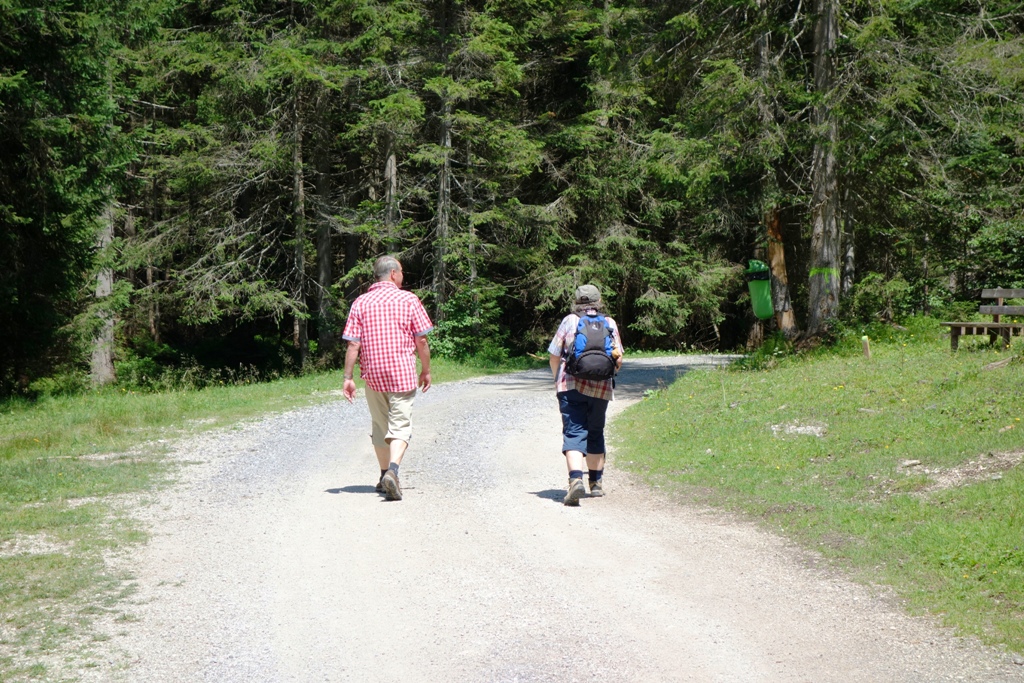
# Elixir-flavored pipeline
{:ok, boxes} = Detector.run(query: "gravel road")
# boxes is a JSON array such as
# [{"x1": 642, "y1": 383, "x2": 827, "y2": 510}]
[{"x1": 81, "y1": 356, "x2": 1024, "y2": 682}]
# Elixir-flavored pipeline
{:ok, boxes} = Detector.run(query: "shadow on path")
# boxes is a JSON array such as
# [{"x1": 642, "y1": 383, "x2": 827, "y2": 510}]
[
  {"x1": 325, "y1": 485, "x2": 377, "y2": 494},
  {"x1": 530, "y1": 489, "x2": 566, "y2": 503},
  {"x1": 614, "y1": 356, "x2": 741, "y2": 401},
  {"x1": 466, "y1": 355, "x2": 742, "y2": 400}
]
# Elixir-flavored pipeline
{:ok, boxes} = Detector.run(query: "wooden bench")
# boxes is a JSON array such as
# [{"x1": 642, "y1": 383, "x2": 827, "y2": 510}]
[{"x1": 941, "y1": 288, "x2": 1024, "y2": 351}]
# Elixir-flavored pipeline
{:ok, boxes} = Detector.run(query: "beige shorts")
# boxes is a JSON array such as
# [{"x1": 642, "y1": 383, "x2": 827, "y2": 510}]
[{"x1": 365, "y1": 388, "x2": 416, "y2": 447}]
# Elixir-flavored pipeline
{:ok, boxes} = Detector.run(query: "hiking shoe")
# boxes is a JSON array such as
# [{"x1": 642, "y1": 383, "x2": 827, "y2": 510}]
[
  {"x1": 563, "y1": 477, "x2": 586, "y2": 506},
  {"x1": 589, "y1": 480, "x2": 605, "y2": 497},
  {"x1": 375, "y1": 477, "x2": 384, "y2": 493},
  {"x1": 380, "y1": 470, "x2": 402, "y2": 501}
]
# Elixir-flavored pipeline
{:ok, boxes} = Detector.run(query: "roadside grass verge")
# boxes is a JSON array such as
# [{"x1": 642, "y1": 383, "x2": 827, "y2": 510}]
[
  {"x1": 615, "y1": 317, "x2": 1024, "y2": 653},
  {"x1": 0, "y1": 356, "x2": 539, "y2": 681}
]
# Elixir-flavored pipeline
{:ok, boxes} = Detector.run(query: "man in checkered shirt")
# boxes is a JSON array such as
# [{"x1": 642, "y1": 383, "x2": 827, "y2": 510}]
[{"x1": 342, "y1": 255, "x2": 433, "y2": 501}]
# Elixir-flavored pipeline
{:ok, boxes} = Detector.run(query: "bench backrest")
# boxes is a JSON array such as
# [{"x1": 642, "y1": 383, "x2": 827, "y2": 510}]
[
  {"x1": 980, "y1": 289, "x2": 1024, "y2": 317},
  {"x1": 981, "y1": 288, "x2": 1024, "y2": 299}
]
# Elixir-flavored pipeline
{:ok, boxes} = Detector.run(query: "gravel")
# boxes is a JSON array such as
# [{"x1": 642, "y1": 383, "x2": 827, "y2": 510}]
[{"x1": 56, "y1": 356, "x2": 1024, "y2": 682}]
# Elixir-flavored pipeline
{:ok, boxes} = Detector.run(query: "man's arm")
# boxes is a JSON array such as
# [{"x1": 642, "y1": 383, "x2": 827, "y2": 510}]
[
  {"x1": 342, "y1": 341, "x2": 360, "y2": 403},
  {"x1": 415, "y1": 335, "x2": 431, "y2": 392},
  {"x1": 549, "y1": 354, "x2": 561, "y2": 381}
]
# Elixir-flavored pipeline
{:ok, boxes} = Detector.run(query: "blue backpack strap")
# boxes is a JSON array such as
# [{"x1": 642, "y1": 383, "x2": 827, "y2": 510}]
[{"x1": 572, "y1": 314, "x2": 588, "y2": 355}]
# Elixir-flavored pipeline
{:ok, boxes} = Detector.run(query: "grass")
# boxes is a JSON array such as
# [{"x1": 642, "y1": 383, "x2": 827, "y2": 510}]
[
  {"x1": 614, "y1": 316, "x2": 1024, "y2": 653},
  {"x1": 0, "y1": 355, "x2": 540, "y2": 681},
  {"x1": 8, "y1": 331, "x2": 1024, "y2": 670}
]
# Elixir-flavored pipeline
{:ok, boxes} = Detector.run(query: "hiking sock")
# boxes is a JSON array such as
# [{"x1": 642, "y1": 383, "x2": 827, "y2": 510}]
[
  {"x1": 388, "y1": 462, "x2": 400, "y2": 475},
  {"x1": 569, "y1": 469, "x2": 584, "y2": 481},
  {"x1": 380, "y1": 469, "x2": 387, "y2": 480},
  {"x1": 588, "y1": 469, "x2": 604, "y2": 484}
]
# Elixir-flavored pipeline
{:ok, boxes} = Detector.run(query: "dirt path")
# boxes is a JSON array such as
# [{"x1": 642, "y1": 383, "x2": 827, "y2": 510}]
[{"x1": 85, "y1": 357, "x2": 1023, "y2": 682}]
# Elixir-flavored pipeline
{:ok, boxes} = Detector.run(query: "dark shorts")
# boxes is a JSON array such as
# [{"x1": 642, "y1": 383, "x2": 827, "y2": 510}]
[{"x1": 557, "y1": 389, "x2": 609, "y2": 454}]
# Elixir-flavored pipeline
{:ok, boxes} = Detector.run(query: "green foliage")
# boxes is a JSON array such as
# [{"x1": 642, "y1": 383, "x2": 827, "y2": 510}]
[
  {"x1": 430, "y1": 282, "x2": 509, "y2": 363},
  {"x1": 968, "y1": 220, "x2": 1024, "y2": 288},
  {"x1": 847, "y1": 272, "x2": 916, "y2": 323},
  {"x1": 731, "y1": 332, "x2": 795, "y2": 372},
  {"x1": 4, "y1": 0, "x2": 1024, "y2": 395},
  {"x1": 26, "y1": 370, "x2": 91, "y2": 399},
  {"x1": 0, "y1": 0, "x2": 126, "y2": 393}
]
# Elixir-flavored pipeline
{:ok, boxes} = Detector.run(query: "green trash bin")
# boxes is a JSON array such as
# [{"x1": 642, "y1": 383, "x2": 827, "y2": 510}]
[{"x1": 745, "y1": 260, "x2": 774, "y2": 320}]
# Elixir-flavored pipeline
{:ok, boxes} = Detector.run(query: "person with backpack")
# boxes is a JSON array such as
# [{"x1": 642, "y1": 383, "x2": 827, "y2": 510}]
[{"x1": 547, "y1": 284, "x2": 623, "y2": 506}]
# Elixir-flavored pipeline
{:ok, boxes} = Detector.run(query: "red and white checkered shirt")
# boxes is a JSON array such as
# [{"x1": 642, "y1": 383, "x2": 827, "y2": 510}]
[
  {"x1": 547, "y1": 312, "x2": 622, "y2": 401},
  {"x1": 342, "y1": 282, "x2": 433, "y2": 393}
]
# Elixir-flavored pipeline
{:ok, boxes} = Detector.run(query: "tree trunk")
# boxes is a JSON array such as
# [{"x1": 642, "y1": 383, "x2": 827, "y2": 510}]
[
  {"x1": 292, "y1": 89, "x2": 308, "y2": 367},
  {"x1": 148, "y1": 176, "x2": 161, "y2": 344},
  {"x1": 384, "y1": 132, "x2": 399, "y2": 252},
  {"x1": 146, "y1": 265, "x2": 160, "y2": 345},
  {"x1": 756, "y1": 9, "x2": 798, "y2": 340},
  {"x1": 766, "y1": 210, "x2": 798, "y2": 338},
  {"x1": 465, "y1": 142, "x2": 480, "y2": 333},
  {"x1": 90, "y1": 203, "x2": 116, "y2": 386},
  {"x1": 746, "y1": 319, "x2": 765, "y2": 350},
  {"x1": 342, "y1": 178, "x2": 360, "y2": 304},
  {"x1": 432, "y1": 0, "x2": 453, "y2": 322},
  {"x1": 344, "y1": 230, "x2": 360, "y2": 304},
  {"x1": 921, "y1": 233, "x2": 930, "y2": 315},
  {"x1": 122, "y1": 208, "x2": 142, "y2": 346},
  {"x1": 807, "y1": 0, "x2": 841, "y2": 337},
  {"x1": 433, "y1": 99, "x2": 452, "y2": 321},
  {"x1": 124, "y1": 208, "x2": 136, "y2": 291},
  {"x1": 314, "y1": 146, "x2": 336, "y2": 358},
  {"x1": 841, "y1": 193, "x2": 855, "y2": 298}
]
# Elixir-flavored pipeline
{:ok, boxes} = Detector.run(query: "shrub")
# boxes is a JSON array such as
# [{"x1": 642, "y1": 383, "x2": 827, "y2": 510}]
[
  {"x1": 431, "y1": 283, "x2": 509, "y2": 363},
  {"x1": 27, "y1": 369, "x2": 89, "y2": 398},
  {"x1": 848, "y1": 272, "x2": 915, "y2": 322}
]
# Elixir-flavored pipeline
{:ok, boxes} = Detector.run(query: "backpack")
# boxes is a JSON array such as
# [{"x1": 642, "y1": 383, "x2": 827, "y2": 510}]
[{"x1": 564, "y1": 314, "x2": 616, "y2": 381}]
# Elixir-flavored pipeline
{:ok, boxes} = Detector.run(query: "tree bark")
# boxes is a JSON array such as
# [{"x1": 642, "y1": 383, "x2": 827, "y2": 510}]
[
  {"x1": 148, "y1": 176, "x2": 161, "y2": 344},
  {"x1": 746, "y1": 319, "x2": 765, "y2": 350},
  {"x1": 292, "y1": 88, "x2": 308, "y2": 367},
  {"x1": 384, "y1": 132, "x2": 399, "y2": 252},
  {"x1": 756, "y1": 10, "x2": 798, "y2": 340},
  {"x1": 807, "y1": 0, "x2": 841, "y2": 337},
  {"x1": 343, "y1": 229, "x2": 360, "y2": 304},
  {"x1": 433, "y1": 99, "x2": 452, "y2": 321},
  {"x1": 124, "y1": 208, "x2": 136, "y2": 291},
  {"x1": 90, "y1": 203, "x2": 116, "y2": 386},
  {"x1": 314, "y1": 146, "x2": 336, "y2": 358},
  {"x1": 766, "y1": 211, "x2": 798, "y2": 338},
  {"x1": 146, "y1": 265, "x2": 160, "y2": 345},
  {"x1": 841, "y1": 193, "x2": 855, "y2": 298},
  {"x1": 431, "y1": 0, "x2": 453, "y2": 322},
  {"x1": 921, "y1": 233, "x2": 930, "y2": 315},
  {"x1": 465, "y1": 142, "x2": 480, "y2": 332}
]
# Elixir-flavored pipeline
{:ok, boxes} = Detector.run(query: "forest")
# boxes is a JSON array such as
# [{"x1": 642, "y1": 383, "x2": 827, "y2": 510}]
[{"x1": 2, "y1": 0, "x2": 1022, "y2": 395}]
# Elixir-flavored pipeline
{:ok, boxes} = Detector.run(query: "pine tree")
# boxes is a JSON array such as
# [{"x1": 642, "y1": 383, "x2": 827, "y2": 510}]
[{"x1": 0, "y1": 0, "x2": 125, "y2": 391}]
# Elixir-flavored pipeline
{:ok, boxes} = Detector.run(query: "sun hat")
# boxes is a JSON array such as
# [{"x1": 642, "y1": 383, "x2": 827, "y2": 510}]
[{"x1": 574, "y1": 284, "x2": 601, "y2": 306}]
